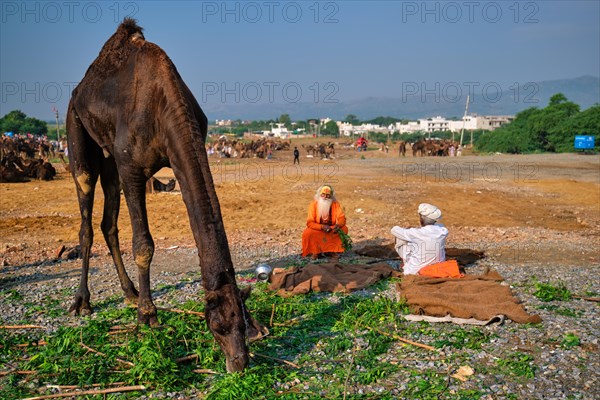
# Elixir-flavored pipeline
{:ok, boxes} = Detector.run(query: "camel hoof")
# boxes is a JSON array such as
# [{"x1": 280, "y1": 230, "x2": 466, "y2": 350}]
[
  {"x1": 68, "y1": 304, "x2": 92, "y2": 316},
  {"x1": 138, "y1": 314, "x2": 159, "y2": 327},
  {"x1": 137, "y1": 307, "x2": 159, "y2": 327},
  {"x1": 124, "y1": 295, "x2": 139, "y2": 305}
]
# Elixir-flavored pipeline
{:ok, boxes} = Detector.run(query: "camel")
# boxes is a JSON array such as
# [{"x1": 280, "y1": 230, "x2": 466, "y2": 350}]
[
  {"x1": 145, "y1": 177, "x2": 176, "y2": 193},
  {"x1": 301, "y1": 144, "x2": 317, "y2": 157},
  {"x1": 397, "y1": 141, "x2": 406, "y2": 157},
  {"x1": 412, "y1": 140, "x2": 426, "y2": 157},
  {"x1": 66, "y1": 19, "x2": 264, "y2": 372},
  {"x1": 0, "y1": 152, "x2": 30, "y2": 182},
  {"x1": 0, "y1": 151, "x2": 56, "y2": 181}
]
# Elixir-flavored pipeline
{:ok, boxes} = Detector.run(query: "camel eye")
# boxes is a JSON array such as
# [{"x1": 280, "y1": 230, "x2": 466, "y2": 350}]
[{"x1": 211, "y1": 321, "x2": 229, "y2": 335}]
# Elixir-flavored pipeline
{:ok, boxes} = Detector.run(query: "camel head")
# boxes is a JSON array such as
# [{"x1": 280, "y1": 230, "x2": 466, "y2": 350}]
[{"x1": 204, "y1": 284, "x2": 251, "y2": 372}]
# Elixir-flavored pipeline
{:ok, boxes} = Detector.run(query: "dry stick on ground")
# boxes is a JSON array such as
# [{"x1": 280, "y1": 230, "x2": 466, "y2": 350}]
[
  {"x1": 0, "y1": 325, "x2": 44, "y2": 329},
  {"x1": 367, "y1": 327, "x2": 437, "y2": 352},
  {"x1": 573, "y1": 295, "x2": 600, "y2": 302},
  {"x1": 250, "y1": 352, "x2": 300, "y2": 368},
  {"x1": 0, "y1": 340, "x2": 47, "y2": 349},
  {"x1": 22, "y1": 385, "x2": 146, "y2": 400},
  {"x1": 0, "y1": 370, "x2": 36, "y2": 377},
  {"x1": 192, "y1": 368, "x2": 220, "y2": 375},
  {"x1": 270, "y1": 303, "x2": 276, "y2": 327},
  {"x1": 273, "y1": 315, "x2": 304, "y2": 327},
  {"x1": 175, "y1": 354, "x2": 198, "y2": 363},
  {"x1": 130, "y1": 304, "x2": 205, "y2": 318},
  {"x1": 45, "y1": 382, "x2": 127, "y2": 390},
  {"x1": 79, "y1": 342, "x2": 134, "y2": 367},
  {"x1": 109, "y1": 325, "x2": 135, "y2": 330},
  {"x1": 108, "y1": 330, "x2": 130, "y2": 335}
]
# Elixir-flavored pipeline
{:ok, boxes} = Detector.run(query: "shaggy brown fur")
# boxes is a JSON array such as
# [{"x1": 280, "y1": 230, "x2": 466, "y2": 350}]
[{"x1": 66, "y1": 19, "x2": 264, "y2": 372}]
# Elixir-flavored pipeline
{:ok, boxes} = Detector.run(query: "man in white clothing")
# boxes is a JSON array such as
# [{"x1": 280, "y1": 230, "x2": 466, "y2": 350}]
[{"x1": 391, "y1": 203, "x2": 448, "y2": 275}]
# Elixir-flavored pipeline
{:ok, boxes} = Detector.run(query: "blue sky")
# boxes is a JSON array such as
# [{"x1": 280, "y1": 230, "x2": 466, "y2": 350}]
[{"x1": 1, "y1": 0, "x2": 599, "y2": 121}]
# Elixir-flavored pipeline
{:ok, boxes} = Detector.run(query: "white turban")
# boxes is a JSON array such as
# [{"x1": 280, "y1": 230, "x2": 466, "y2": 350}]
[{"x1": 418, "y1": 203, "x2": 442, "y2": 221}]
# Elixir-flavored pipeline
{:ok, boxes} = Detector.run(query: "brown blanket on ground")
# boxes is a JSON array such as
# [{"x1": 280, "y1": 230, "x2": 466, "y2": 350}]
[
  {"x1": 397, "y1": 269, "x2": 542, "y2": 324},
  {"x1": 355, "y1": 243, "x2": 485, "y2": 265},
  {"x1": 269, "y1": 262, "x2": 402, "y2": 296}
]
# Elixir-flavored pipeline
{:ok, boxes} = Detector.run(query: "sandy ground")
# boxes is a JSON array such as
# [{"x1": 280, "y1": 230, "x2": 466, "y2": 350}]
[{"x1": 1, "y1": 141, "x2": 599, "y2": 273}]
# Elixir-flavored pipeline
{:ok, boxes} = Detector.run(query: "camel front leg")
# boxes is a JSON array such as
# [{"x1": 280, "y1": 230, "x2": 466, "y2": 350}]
[
  {"x1": 121, "y1": 174, "x2": 158, "y2": 326},
  {"x1": 99, "y1": 160, "x2": 139, "y2": 305}
]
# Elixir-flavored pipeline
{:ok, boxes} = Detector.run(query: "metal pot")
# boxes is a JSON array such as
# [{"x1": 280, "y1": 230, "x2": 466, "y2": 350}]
[{"x1": 255, "y1": 263, "x2": 272, "y2": 281}]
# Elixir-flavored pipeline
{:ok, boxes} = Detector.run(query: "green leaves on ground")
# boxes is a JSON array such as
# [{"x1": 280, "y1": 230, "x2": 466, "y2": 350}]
[
  {"x1": 1, "y1": 279, "x2": 537, "y2": 399},
  {"x1": 533, "y1": 281, "x2": 572, "y2": 302}
]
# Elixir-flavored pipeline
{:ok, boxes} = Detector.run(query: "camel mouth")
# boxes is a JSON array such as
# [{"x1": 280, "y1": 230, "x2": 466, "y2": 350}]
[{"x1": 225, "y1": 353, "x2": 249, "y2": 373}]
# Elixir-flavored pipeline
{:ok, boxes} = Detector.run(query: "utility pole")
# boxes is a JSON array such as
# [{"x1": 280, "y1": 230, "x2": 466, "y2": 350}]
[
  {"x1": 53, "y1": 107, "x2": 60, "y2": 142},
  {"x1": 459, "y1": 95, "x2": 470, "y2": 146}
]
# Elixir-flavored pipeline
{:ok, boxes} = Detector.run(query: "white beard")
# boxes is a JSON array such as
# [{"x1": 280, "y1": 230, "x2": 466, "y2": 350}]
[{"x1": 317, "y1": 198, "x2": 333, "y2": 221}]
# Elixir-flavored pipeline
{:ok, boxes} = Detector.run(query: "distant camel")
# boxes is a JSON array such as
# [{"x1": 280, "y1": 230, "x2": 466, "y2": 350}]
[
  {"x1": 66, "y1": 19, "x2": 264, "y2": 372},
  {"x1": 397, "y1": 141, "x2": 406, "y2": 157},
  {"x1": 145, "y1": 177, "x2": 176, "y2": 193}
]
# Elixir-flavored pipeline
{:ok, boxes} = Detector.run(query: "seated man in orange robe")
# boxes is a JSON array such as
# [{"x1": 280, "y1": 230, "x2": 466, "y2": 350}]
[{"x1": 301, "y1": 185, "x2": 348, "y2": 260}]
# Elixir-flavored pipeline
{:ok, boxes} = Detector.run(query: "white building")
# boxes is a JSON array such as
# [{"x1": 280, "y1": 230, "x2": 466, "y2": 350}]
[
  {"x1": 395, "y1": 121, "x2": 421, "y2": 134},
  {"x1": 264, "y1": 123, "x2": 290, "y2": 138},
  {"x1": 337, "y1": 121, "x2": 354, "y2": 136},
  {"x1": 336, "y1": 121, "x2": 389, "y2": 136},
  {"x1": 393, "y1": 115, "x2": 514, "y2": 134},
  {"x1": 420, "y1": 116, "x2": 451, "y2": 132}
]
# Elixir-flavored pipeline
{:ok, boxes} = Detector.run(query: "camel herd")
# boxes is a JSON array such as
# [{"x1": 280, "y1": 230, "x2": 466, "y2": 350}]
[
  {"x1": 301, "y1": 142, "x2": 336, "y2": 158},
  {"x1": 0, "y1": 135, "x2": 61, "y2": 182},
  {"x1": 0, "y1": 137, "x2": 462, "y2": 184},
  {"x1": 409, "y1": 139, "x2": 462, "y2": 157},
  {"x1": 208, "y1": 137, "x2": 290, "y2": 158},
  {"x1": 0, "y1": 135, "x2": 58, "y2": 160}
]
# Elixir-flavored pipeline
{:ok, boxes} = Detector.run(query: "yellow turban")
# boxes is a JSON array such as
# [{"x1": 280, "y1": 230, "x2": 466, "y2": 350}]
[{"x1": 320, "y1": 186, "x2": 332, "y2": 195}]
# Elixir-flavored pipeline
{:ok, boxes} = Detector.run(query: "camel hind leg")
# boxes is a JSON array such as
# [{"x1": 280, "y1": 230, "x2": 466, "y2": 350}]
[
  {"x1": 66, "y1": 109, "x2": 100, "y2": 316},
  {"x1": 99, "y1": 158, "x2": 139, "y2": 304}
]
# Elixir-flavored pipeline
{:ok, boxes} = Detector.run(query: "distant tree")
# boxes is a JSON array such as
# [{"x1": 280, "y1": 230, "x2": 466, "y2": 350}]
[
  {"x1": 548, "y1": 104, "x2": 600, "y2": 152},
  {"x1": 278, "y1": 114, "x2": 292, "y2": 127},
  {"x1": 22, "y1": 117, "x2": 48, "y2": 136},
  {"x1": 293, "y1": 120, "x2": 308, "y2": 132},
  {"x1": 321, "y1": 120, "x2": 340, "y2": 137},
  {"x1": 345, "y1": 114, "x2": 359, "y2": 125},
  {"x1": 529, "y1": 94, "x2": 579, "y2": 151},
  {"x1": 0, "y1": 110, "x2": 27, "y2": 133},
  {"x1": 475, "y1": 93, "x2": 597, "y2": 154},
  {"x1": 549, "y1": 93, "x2": 568, "y2": 106},
  {"x1": 475, "y1": 107, "x2": 540, "y2": 154},
  {"x1": 363, "y1": 116, "x2": 402, "y2": 126},
  {"x1": 0, "y1": 110, "x2": 48, "y2": 136}
]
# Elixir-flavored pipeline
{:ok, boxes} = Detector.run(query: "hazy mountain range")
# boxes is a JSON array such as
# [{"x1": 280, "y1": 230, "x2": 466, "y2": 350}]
[{"x1": 203, "y1": 76, "x2": 599, "y2": 121}]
